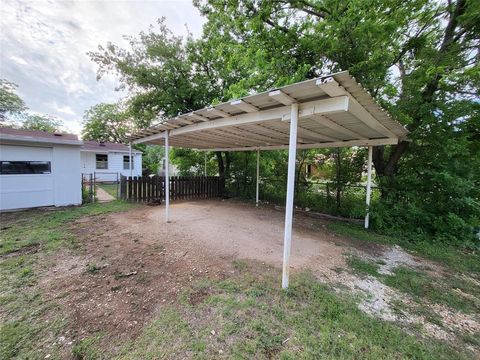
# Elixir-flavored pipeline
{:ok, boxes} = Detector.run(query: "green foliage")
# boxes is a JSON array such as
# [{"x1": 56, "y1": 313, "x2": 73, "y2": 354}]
[
  {"x1": 138, "y1": 144, "x2": 164, "y2": 175},
  {"x1": 82, "y1": 103, "x2": 130, "y2": 143},
  {"x1": 0, "y1": 79, "x2": 26, "y2": 123},
  {"x1": 21, "y1": 113, "x2": 63, "y2": 132}
]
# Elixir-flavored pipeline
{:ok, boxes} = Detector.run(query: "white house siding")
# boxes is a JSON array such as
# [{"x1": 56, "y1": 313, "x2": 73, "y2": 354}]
[
  {"x1": 0, "y1": 143, "x2": 81, "y2": 211},
  {"x1": 80, "y1": 151, "x2": 142, "y2": 182}
]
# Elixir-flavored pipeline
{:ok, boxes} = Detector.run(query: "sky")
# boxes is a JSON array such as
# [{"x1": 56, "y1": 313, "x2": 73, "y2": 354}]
[{"x1": 0, "y1": 0, "x2": 205, "y2": 134}]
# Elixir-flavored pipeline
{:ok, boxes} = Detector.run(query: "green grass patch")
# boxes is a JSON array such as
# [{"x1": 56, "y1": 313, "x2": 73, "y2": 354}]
[
  {"x1": 328, "y1": 222, "x2": 480, "y2": 274},
  {"x1": 72, "y1": 333, "x2": 104, "y2": 360},
  {"x1": 0, "y1": 201, "x2": 137, "y2": 359},
  {"x1": 346, "y1": 255, "x2": 380, "y2": 277},
  {"x1": 0, "y1": 200, "x2": 135, "y2": 255},
  {"x1": 384, "y1": 267, "x2": 480, "y2": 314},
  {"x1": 97, "y1": 183, "x2": 118, "y2": 199},
  {"x1": 116, "y1": 268, "x2": 471, "y2": 359}
]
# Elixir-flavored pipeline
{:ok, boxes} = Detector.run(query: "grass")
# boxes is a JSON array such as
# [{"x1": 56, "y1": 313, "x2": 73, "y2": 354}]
[
  {"x1": 97, "y1": 183, "x2": 118, "y2": 199},
  {"x1": 116, "y1": 266, "x2": 472, "y2": 359},
  {"x1": 328, "y1": 222, "x2": 480, "y2": 274},
  {"x1": 384, "y1": 267, "x2": 480, "y2": 314},
  {"x1": 346, "y1": 255, "x2": 380, "y2": 277},
  {"x1": 0, "y1": 200, "x2": 136, "y2": 359},
  {"x1": 1, "y1": 202, "x2": 477, "y2": 359},
  {"x1": 344, "y1": 255, "x2": 480, "y2": 314},
  {"x1": 0, "y1": 200, "x2": 135, "y2": 255}
]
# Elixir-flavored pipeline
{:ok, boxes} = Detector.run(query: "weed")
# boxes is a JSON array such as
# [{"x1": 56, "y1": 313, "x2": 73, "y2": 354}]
[
  {"x1": 116, "y1": 268, "x2": 470, "y2": 359},
  {"x1": 328, "y1": 222, "x2": 480, "y2": 273},
  {"x1": 346, "y1": 255, "x2": 380, "y2": 277},
  {"x1": 86, "y1": 263, "x2": 101, "y2": 274},
  {"x1": 233, "y1": 259, "x2": 247, "y2": 271},
  {"x1": 384, "y1": 267, "x2": 480, "y2": 314},
  {"x1": 72, "y1": 333, "x2": 104, "y2": 360}
]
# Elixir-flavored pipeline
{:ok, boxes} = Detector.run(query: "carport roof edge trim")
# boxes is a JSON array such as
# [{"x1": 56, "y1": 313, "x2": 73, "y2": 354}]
[{"x1": 129, "y1": 70, "x2": 408, "y2": 151}]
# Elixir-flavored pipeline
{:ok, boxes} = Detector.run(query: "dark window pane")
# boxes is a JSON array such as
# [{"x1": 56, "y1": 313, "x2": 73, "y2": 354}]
[
  {"x1": 123, "y1": 155, "x2": 133, "y2": 170},
  {"x1": 96, "y1": 154, "x2": 108, "y2": 169},
  {"x1": 0, "y1": 161, "x2": 51, "y2": 175}
]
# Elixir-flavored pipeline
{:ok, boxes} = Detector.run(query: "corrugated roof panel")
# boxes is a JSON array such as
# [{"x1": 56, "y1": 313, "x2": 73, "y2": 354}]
[{"x1": 128, "y1": 71, "x2": 408, "y2": 150}]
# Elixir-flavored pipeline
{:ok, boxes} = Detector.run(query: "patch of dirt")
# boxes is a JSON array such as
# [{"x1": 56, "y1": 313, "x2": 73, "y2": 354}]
[
  {"x1": 31, "y1": 199, "x2": 479, "y2": 357},
  {"x1": 1, "y1": 243, "x2": 40, "y2": 258}
]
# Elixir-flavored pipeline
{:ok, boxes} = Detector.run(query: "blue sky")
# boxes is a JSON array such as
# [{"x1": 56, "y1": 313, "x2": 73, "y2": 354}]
[{"x1": 0, "y1": 0, "x2": 205, "y2": 133}]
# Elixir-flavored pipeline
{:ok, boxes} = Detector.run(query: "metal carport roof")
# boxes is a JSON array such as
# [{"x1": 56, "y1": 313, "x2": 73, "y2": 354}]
[{"x1": 129, "y1": 71, "x2": 407, "y2": 150}]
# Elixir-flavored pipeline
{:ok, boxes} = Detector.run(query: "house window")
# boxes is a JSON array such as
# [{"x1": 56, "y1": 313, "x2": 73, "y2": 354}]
[
  {"x1": 96, "y1": 154, "x2": 108, "y2": 169},
  {"x1": 0, "y1": 161, "x2": 51, "y2": 175},
  {"x1": 123, "y1": 155, "x2": 133, "y2": 170}
]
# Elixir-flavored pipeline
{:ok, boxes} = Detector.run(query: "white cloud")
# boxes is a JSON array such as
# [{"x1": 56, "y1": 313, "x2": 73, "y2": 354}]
[{"x1": 0, "y1": 0, "x2": 205, "y2": 135}]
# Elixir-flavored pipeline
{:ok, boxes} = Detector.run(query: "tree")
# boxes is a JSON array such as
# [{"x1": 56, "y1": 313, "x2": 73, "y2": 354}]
[
  {"x1": 0, "y1": 79, "x2": 27, "y2": 125},
  {"x1": 88, "y1": 2, "x2": 479, "y2": 244},
  {"x1": 194, "y1": 0, "x2": 479, "y2": 180},
  {"x1": 89, "y1": 18, "x2": 251, "y2": 178},
  {"x1": 192, "y1": 0, "x2": 479, "y2": 243},
  {"x1": 21, "y1": 114, "x2": 63, "y2": 132},
  {"x1": 139, "y1": 144, "x2": 165, "y2": 175},
  {"x1": 82, "y1": 103, "x2": 131, "y2": 143}
]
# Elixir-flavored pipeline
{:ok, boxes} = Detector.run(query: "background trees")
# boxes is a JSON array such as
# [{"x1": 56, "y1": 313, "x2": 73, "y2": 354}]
[
  {"x1": 1, "y1": 79, "x2": 64, "y2": 132},
  {"x1": 87, "y1": 0, "x2": 479, "y2": 246},
  {"x1": 82, "y1": 103, "x2": 130, "y2": 143},
  {"x1": 0, "y1": 79, "x2": 27, "y2": 126}
]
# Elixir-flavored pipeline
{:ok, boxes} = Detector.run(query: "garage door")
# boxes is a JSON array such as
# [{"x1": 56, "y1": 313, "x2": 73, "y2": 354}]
[{"x1": 0, "y1": 145, "x2": 54, "y2": 210}]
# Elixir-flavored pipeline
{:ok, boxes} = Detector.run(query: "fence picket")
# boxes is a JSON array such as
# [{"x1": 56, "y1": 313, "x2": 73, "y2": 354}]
[{"x1": 119, "y1": 175, "x2": 221, "y2": 203}]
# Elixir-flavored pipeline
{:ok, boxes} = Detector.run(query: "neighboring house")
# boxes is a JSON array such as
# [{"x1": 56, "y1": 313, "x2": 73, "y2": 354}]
[
  {"x1": 0, "y1": 128, "x2": 82, "y2": 211},
  {"x1": 80, "y1": 141, "x2": 142, "y2": 182}
]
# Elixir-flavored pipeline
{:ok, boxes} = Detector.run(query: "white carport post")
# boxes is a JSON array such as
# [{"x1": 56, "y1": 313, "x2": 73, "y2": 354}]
[
  {"x1": 129, "y1": 142, "x2": 133, "y2": 177},
  {"x1": 255, "y1": 150, "x2": 260, "y2": 207},
  {"x1": 165, "y1": 131, "x2": 170, "y2": 222},
  {"x1": 364, "y1": 145, "x2": 373, "y2": 229},
  {"x1": 282, "y1": 103, "x2": 299, "y2": 289}
]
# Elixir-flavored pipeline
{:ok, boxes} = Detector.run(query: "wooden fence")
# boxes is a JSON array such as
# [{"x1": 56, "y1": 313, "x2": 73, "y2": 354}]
[{"x1": 120, "y1": 175, "x2": 223, "y2": 203}]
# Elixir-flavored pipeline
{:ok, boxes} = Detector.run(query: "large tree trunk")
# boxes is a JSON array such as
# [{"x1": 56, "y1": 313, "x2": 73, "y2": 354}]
[{"x1": 216, "y1": 151, "x2": 231, "y2": 196}]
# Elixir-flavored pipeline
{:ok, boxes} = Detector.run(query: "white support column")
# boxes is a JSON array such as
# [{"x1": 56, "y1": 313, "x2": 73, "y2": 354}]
[
  {"x1": 365, "y1": 145, "x2": 373, "y2": 229},
  {"x1": 129, "y1": 142, "x2": 133, "y2": 178},
  {"x1": 255, "y1": 150, "x2": 260, "y2": 207},
  {"x1": 282, "y1": 103, "x2": 299, "y2": 289},
  {"x1": 165, "y1": 131, "x2": 170, "y2": 222}
]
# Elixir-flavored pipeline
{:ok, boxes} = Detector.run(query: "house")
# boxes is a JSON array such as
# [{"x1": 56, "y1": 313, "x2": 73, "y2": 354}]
[
  {"x1": 80, "y1": 141, "x2": 142, "y2": 182},
  {"x1": 0, "y1": 127, "x2": 83, "y2": 211}
]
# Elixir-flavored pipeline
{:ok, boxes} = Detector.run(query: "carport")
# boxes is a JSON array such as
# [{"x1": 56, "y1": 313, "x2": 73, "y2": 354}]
[{"x1": 128, "y1": 70, "x2": 408, "y2": 288}]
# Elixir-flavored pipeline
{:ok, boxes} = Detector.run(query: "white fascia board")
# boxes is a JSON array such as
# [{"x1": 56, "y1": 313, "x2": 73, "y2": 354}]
[
  {"x1": 132, "y1": 131, "x2": 166, "y2": 144},
  {"x1": 0, "y1": 134, "x2": 83, "y2": 146},
  {"x1": 169, "y1": 96, "x2": 349, "y2": 138},
  {"x1": 198, "y1": 138, "x2": 399, "y2": 152}
]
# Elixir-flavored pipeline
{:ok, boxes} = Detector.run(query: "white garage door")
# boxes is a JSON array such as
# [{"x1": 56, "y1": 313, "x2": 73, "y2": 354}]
[{"x1": 0, "y1": 145, "x2": 54, "y2": 210}]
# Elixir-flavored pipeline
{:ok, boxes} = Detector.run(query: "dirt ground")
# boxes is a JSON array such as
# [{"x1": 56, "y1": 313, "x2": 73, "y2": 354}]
[{"x1": 35, "y1": 199, "x2": 479, "y2": 357}]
